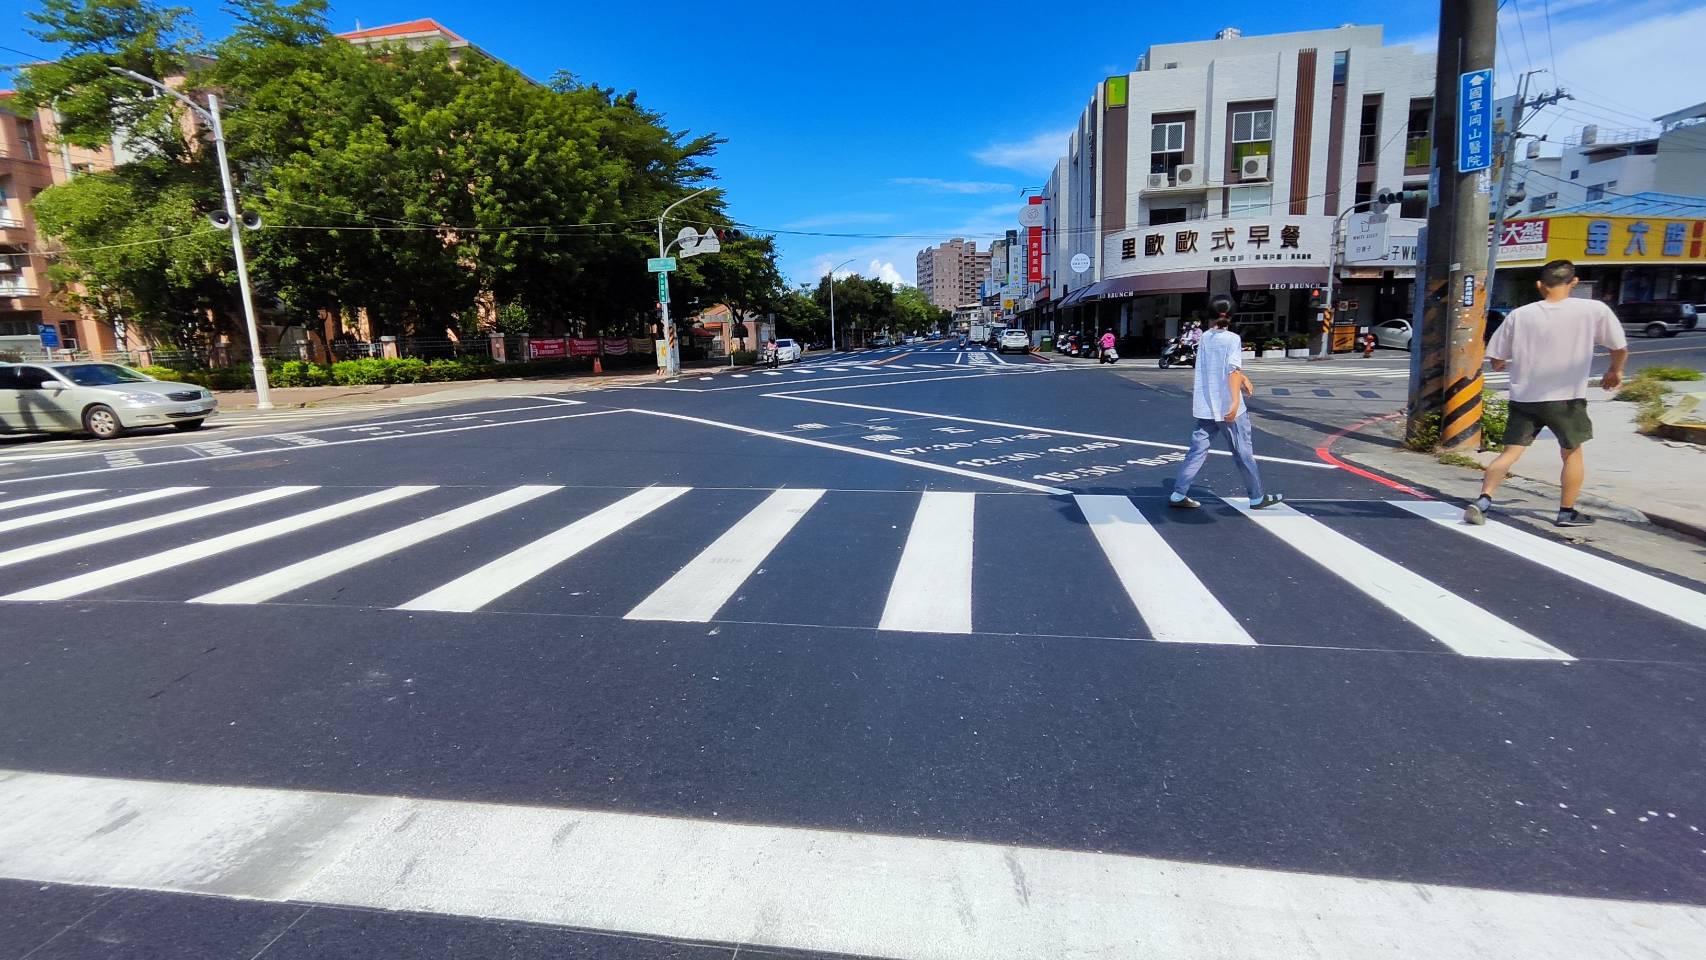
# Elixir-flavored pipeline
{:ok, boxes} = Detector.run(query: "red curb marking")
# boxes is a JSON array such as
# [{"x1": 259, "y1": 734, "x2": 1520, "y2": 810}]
[{"x1": 1315, "y1": 412, "x2": 1433, "y2": 499}]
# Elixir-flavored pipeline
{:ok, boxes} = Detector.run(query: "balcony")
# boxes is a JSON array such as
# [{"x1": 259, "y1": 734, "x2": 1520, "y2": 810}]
[
  {"x1": 0, "y1": 215, "x2": 28, "y2": 245},
  {"x1": 0, "y1": 284, "x2": 40, "y2": 302}
]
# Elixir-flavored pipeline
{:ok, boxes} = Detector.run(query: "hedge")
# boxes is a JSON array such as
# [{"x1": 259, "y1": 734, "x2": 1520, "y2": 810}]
[{"x1": 135, "y1": 355, "x2": 634, "y2": 389}]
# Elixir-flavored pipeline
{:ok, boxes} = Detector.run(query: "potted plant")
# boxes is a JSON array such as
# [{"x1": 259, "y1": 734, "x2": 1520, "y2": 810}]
[{"x1": 1285, "y1": 334, "x2": 1311, "y2": 359}]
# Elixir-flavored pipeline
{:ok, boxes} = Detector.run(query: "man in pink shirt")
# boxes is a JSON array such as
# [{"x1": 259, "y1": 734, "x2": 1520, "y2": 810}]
[{"x1": 1464, "y1": 259, "x2": 1629, "y2": 527}]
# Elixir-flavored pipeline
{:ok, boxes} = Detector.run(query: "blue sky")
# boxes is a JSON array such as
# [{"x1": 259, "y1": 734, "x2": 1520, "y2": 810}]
[{"x1": 8, "y1": 0, "x2": 1699, "y2": 285}]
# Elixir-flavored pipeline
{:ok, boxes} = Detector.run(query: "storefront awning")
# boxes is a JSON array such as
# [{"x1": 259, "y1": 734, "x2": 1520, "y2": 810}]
[
  {"x1": 1062, "y1": 272, "x2": 1210, "y2": 306},
  {"x1": 1233, "y1": 266, "x2": 1329, "y2": 290}
]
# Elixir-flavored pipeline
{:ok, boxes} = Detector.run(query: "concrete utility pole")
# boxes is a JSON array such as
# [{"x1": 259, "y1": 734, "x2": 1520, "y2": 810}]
[
  {"x1": 1408, "y1": 0, "x2": 1497, "y2": 450},
  {"x1": 827, "y1": 258, "x2": 855, "y2": 353},
  {"x1": 1486, "y1": 75, "x2": 1571, "y2": 297}
]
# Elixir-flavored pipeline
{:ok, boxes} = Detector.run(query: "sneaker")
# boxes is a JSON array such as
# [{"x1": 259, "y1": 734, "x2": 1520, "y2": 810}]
[
  {"x1": 1555, "y1": 508, "x2": 1596, "y2": 528},
  {"x1": 1249, "y1": 493, "x2": 1285, "y2": 510},
  {"x1": 1463, "y1": 495, "x2": 1491, "y2": 526},
  {"x1": 1169, "y1": 494, "x2": 1201, "y2": 509}
]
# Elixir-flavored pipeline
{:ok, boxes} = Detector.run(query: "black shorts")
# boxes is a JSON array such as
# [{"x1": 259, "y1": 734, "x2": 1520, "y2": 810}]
[{"x1": 1504, "y1": 399, "x2": 1594, "y2": 449}]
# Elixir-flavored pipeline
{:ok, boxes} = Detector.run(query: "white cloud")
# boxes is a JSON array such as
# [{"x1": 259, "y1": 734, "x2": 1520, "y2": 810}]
[
  {"x1": 1538, "y1": 1, "x2": 1703, "y2": 122},
  {"x1": 972, "y1": 129, "x2": 1072, "y2": 174},
  {"x1": 869, "y1": 259, "x2": 904, "y2": 285},
  {"x1": 890, "y1": 177, "x2": 1018, "y2": 195}
]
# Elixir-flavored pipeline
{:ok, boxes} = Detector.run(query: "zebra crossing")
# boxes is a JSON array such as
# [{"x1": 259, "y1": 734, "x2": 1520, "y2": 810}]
[
  {"x1": 1251, "y1": 360, "x2": 1510, "y2": 385},
  {"x1": 3, "y1": 484, "x2": 1702, "y2": 659}
]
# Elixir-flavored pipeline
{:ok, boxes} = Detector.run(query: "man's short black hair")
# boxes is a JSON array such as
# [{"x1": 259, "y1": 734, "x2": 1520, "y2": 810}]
[{"x1": 1538, "y1": 259, "x2": 1577, "y2": 288}]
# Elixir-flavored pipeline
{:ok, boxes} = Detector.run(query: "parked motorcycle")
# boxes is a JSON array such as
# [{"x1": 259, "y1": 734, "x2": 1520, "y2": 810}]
[{"x1": 1158, "y1": 338, "x2": 1197, "y2": 369}]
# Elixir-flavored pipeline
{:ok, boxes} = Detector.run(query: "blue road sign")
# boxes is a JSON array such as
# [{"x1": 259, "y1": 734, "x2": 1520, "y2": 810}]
[
  {"x1": 1458, "y1": 69, "x2": 1493, "y2": 173},
  {"x1": 37, "y1": 323, "x2": 60, "y2": 350}
]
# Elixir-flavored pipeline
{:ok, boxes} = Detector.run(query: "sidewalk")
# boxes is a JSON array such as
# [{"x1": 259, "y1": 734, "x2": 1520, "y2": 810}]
[
  {"x1": 1336, "y1": 388, "x2": 1706, "y2": 542},
  {"x1": 209, "y1": 363, "x2": 722, "y2": 412}
]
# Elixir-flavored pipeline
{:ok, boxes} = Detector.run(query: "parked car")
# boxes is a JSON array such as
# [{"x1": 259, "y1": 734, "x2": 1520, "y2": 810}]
[
  {"x1": 1370, "y1": 318, "x2": 1413, "y2": 350},
  {"x1": 0, "y1": 362, "x2": 217, "y2": 440},
  {"x1": 870, "y1": 336, "x2": 892, "y2": 348},
  {"x1": 773, "y1": 338, "x2": 803, "y2": 362},
  {"x1": 996, "y1": 328, "x2": 1031, "y2": 354},
  {"x1": 1615, "y1": 301, "x2": 1696, "y2": 337}
]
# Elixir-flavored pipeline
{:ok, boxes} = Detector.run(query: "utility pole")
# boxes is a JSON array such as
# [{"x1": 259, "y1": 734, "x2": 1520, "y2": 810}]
[
  {"x1": 828, "y1": 257, "x2": 855, "y2": 353},
  {"x1": 654, "y1": 188, "x2": 710, "y2": 377},
  {"x1": 1408, "y1": 0, "x2": 1497, "y2": 451},
  {"x1": 1486, "y1": 74, "x2": 1571, "y2": 296}
]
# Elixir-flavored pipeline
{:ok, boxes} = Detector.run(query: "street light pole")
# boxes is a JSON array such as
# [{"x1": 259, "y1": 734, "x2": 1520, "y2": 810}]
[
  {"x1": 109, "y1": 69, "x2": 271, "y2": 409},
  {"x1": 828, "y1": 257, "x2": 855, "y2": 353},
  {"x1": 656, "y1": 187, "x2": 710, "y2": 377}
]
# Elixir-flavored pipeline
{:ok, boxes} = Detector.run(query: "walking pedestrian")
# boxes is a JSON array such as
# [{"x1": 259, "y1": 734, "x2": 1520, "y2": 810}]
[
  {"x1": 1463, "y1": 259, "x2": 1628, "y2": 527},
  {"x1": 1168, "y1": 297, "x2": 1284, "y2": 511}
]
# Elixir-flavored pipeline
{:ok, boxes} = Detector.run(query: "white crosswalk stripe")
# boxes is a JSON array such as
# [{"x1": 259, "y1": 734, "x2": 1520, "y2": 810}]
[
  {"x1": 0, "y1": 486, "x2": 1699, "y2": 660},
  {"x1": 1076, "y1": 495, "x2": 1255, "y2": 645},
  {"x1": 0, "y1": 489, "x2": 103, "y2": 512},
  {"x1": 3, "y1": 486, "x2": 432, "y2": 602},
  {"x1": 398, "y1": 486, "x2": 689, "y2": 613},
  {"x1": 1225, "y1": 498, "x2": 1572, "y2": 661},
  {"x1": 0, "y1": 487, "x2": 202, "y2": 534},
  {"x1": 879, "y1": 491, "x2": 974, "y2": 634},
  {"x1": 626, "y1": 488, "x2": 824, "y2": 622},
  {"x1": 191, "y1": 485, "x2": 561, "y2": 605}
]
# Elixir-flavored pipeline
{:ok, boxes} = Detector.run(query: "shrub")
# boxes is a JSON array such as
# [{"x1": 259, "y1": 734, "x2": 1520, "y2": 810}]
[
  {"x1": 1635, "y1": 397, "x2": 1669, "y2": 435},
  {"x1": 732, "y1": 350, "x2": 757, "y2": 366},
  {"x1": 1285, "y1": 334, "x2": 1309, "y2": 350},
  {"x1": 385, "y1": 357, "x2": 428, "y2": 383},
  {"x1": 1615, "y1": 379, "x2": 1669, "y2": 403},
  {"x1": 1480, "y1": 389, "x2": 1508, "y2": 450},
  {"x1": 331, "y1": 358, "x2": 387, "y2": 385},
  {"x1": 1635, "y1": 366, "x2": 1702, "y2": 382},
  {"x1": 136, "y1": 364, "x2": 184, "y2": 382},
  {"x1": 1406, "y1": 412, "x2": 1441, "y2": 452},
  {"x1": 270, "y1": 360, "x2": 331, "y2": 388}
]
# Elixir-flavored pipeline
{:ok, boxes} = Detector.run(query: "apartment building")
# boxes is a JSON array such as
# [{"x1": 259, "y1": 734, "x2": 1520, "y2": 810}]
[
  {"x1": 1, "y1": 94, "x2": 116, "y2": 357},
  {"x1": 915, "y1": 238, "x2": 992, "y2": 311},
  {"x1": 1513, "y1": 102, "x2": 1706, "y2": 215},
  {"x1": 1036, "y1": 24, "x2": 1435, "y2": 348}
]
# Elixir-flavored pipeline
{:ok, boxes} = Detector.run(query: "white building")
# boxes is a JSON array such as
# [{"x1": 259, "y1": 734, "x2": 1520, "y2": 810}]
[
  {"x1": 1035, "y1": 24, "x2": 1435, "y2": 348},
  {"x1": 1512, "y1": 101, "x2": 1706, "y2": 215}
]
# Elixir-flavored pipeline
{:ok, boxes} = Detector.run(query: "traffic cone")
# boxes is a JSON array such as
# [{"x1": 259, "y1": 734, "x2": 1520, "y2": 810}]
[{"x1": 593, "y1": 354, "x2": 604, "y2": 375}]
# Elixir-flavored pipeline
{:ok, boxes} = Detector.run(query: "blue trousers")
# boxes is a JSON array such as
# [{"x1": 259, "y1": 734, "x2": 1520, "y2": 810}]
[{"x1": 1173, "y1": 411, "x2": 1264, "y2": 500}]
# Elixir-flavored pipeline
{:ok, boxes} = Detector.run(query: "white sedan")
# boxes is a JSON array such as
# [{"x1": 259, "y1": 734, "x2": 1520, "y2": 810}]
[
  {"x1": 1371, "y1": 319, "x2": 1413, "y2": 350},
  {"x1": 773, "y1": 338, "x2": 803, "y2": 362}
]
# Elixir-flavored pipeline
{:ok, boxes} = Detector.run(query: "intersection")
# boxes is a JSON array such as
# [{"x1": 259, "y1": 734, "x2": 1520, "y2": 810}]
[{"x1": 1, "y1": 342, "x2": 1704, "y2": 958}]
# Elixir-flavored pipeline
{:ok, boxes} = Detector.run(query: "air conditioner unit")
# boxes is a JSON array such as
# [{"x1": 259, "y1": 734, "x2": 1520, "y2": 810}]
[
  {"x1": 1240, "y1": 154, "x2": 1270, "y2": 180},
  {"x1": 1146, "y1": 172, "x2": 1170, "y2": 189},
  {"x1": 1173, "y1": 163, "x2": 1203, "y2": 187}
]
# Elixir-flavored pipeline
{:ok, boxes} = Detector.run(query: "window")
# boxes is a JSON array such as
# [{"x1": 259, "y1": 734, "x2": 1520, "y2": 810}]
[
  {"x1": 15, "y1": 119, "x2": 39, "y2": 161},
  {"x1": 1232, "y1": 110, "x2": 1274, "y2": 143},
  {"x1": 0, "y1": 319, "x2": 32, "y2": 337},
  {"x1": 1227, "y1": 185, "x2": 1273, "y2": 218},
  {"x1": 1333, "y1": 51, "x2": 1349, "y2": 85},
  {"x1": 1569, "y1": 170, "x2": 1580, "y2": 180},
  {"x1": 1151, "y1": 121, "x2": 1185, "y2": 177},
  {"x1": 1358, "y1": 100, "x2": 1381, "y2": 164},
  {"x1": 1405, "y1": 100, "x2": 1432, "y2": 168},
  {"x1": 1586, "y1": 184, "x2": 1606, "y2": 201},
  {"x1": 72, "y1": 162, "x2": 93, "y2": 175},
  {"x1": 1149, "y1": 208, "x2": 1188, "y2": 225},
  {"x1": 1354, "y1": 182, "x2": 1374, "y2": 207}
]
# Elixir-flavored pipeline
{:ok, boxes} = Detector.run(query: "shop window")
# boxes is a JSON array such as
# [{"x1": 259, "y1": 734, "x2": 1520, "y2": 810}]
[
  {"x1": 1151, "y1": 121, "x2": 1185, "y2": 177},
  {"x1": 1231, "y1": 109, "x2": 1273, "y2": 169},
  {"x1": 1227, "y1": 185, "x2": 1273, "y2": 218}
]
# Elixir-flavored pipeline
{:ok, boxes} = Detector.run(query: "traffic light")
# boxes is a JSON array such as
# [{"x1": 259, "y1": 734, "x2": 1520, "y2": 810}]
[
  {"x1": 1308, "y1": 288, "x2": 1324, "y2": 311},
  {"x1": 1374, "y1": 188, "x2": 1415, "y2": 209}
]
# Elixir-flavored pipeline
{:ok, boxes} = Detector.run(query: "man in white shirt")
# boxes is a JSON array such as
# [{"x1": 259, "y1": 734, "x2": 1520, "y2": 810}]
[
  {"x1": 1168, "y1": 299, "x2": 1285, "y2": 511},
  {"x1": 1465, "y1": 259, "x2": 1628, "y2": 527}
]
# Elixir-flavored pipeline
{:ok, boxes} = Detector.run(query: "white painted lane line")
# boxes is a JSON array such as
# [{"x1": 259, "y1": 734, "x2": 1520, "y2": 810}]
[
  {"x1": 627, "y1": 409, "x2": 1067, "y2": 495},
  {"x1": 0, "y1": 487, "x2": 202, "y2": 534},
  {"x1": 1075, "y1": 495, "x2": 1255, "y2": 645},
  {"x1": 879, "y1": 491, "x2": 974, "y2": 634},
  {"x1": 1225, "y1": 499, "x2": 1573, "y2": 660},
  {"x1": 1392, "y1": 500, "x2": 1706, "y2": 632},
  {"x1": 8, "y1": 771, "x2": 1700, "y2": 960},
  {"x1": 0, "y1": 489, "x2": 103, "y2": 512},
  {"x1": 0, "y1": 487, "x2": 316, "y2": 571},
  {"x1": 2, "y1": 487, "x2": 432, "y2": 603},
  {"x1": 773, "y1": 394, "x2": 1336, "y2": 468},
  {"x1": 398, "y1": 486, "x2": 690, "y2": 613},
  {"x1": 517, "y1": 396, "x2": 586, "y2": 405},
  {"x1": 626, "y1": 488, "x2": 824, "y2": 622},
  {"x1": 191, "y1": 486, "x2": 561, "y2": 606}
]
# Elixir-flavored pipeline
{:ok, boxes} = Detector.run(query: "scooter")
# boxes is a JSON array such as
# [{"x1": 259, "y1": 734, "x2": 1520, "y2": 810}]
[
  {"x1": 1098, "y1": 342, "x2": 1119, "y2": 364},
  {"x1": 1158, "y1": 338, "x2": 1197, "y2": 369}
]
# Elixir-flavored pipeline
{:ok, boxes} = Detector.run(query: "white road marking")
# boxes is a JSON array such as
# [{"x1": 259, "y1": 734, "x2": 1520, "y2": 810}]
[
  {"x1": 0, "y1": 487, "x2": 316, "y2": 571},
  {"x1": 626, "y1": 409, "x2": 1067, "y2": 495},
  {"x1": 0, "y1": 486, "x2": 202, "y2": 534},
  {"x1": 772, "y1": 394, "x2": 1335, "y2": 468},
  {"x1": 626, "y1": 488, "x2": 824, "y2": 622},
  {"x1": 516, "y1": 396, "x2": 587, "y2": 405},
  {"x1": 0, "y1": 489, "x2": 103, "y2": 512},
  {"x1": 1, "y1": 487, "x2": 432, "y2": 603},
  {"x1": 1225, "y1": 499, "x2": 1573, "y2": 661},
  {"x1": 879, "y1": 491, "x2": 974, "y2": 634},
  {"x1": 1075, "y1": 495, "x2": 1256, "y2": 645},
  {"x1": 191, "y1": 486, "x2": 561, "y2": 606},
  {"x1": 7, "y1": 770, "x2": 1699, "y2": 959},
  {"x1": 398, "y1": 486, "x2": 689, "y2": 613},
  {"x1": 1392, "y1": 500, "x2": 1706, "y2": 632}
]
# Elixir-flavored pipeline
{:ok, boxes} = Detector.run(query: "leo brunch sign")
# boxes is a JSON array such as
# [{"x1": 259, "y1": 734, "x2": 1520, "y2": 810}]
[
  {"x1": 1101, "y1": 215, "x2": 1330, "y2": 276},
  {"x1": 1497, "y1": 215, "x2": 1706, "y2": 266}
]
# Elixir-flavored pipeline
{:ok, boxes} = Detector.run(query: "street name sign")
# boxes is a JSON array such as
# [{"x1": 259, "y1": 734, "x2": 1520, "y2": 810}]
[{"x1": 647, "y1": 257, "x2": 677, "y2": 273}]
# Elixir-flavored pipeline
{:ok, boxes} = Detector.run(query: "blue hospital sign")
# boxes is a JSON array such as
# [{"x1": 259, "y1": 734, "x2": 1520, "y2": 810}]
[{"x1": 1457, "y1": 69, "x2": 1493, "y2": 173}]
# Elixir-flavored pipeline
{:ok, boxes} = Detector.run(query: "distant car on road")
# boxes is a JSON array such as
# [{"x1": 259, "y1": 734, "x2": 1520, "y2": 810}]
[
  {"x1": 0, "y1": 361, "x2": 217, "y2": 440},
  {"x1": 773, "y1": 338, "x2": 802, "y2": 362},
  {"x1": 1370, "y1": 319, "x2": 1413, "y2": 350},
  {"x1": 870, "y1": 336, "x2": 892, "y2": 348},
  {"x1": 1616, "y1": 301, "x2": 1696, "y2": 337},
  {"x1": 996, "y1": 329, "x2": 1031, "y2": 354}
]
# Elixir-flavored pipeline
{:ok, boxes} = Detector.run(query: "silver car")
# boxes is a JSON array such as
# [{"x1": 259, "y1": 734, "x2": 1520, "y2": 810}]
[{"x1": 0, "y1": 362, "x2": 217, "y2": 440}]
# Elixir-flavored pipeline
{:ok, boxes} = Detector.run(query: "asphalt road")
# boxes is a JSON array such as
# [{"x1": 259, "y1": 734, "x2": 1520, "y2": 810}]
[{"x1": 2, "y1": 341, "x2": 1704, "y2": 959}]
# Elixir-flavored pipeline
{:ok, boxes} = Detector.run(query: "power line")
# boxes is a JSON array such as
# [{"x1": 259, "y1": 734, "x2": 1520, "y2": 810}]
[
  {"x1": 15, "y1": 228, "x2": 224, "y2": 259},
  {"x1": 1510, "y1": 0, "x2": 1536, "y2": 73},
  {"x1": 1540, "y1": 0, "x2": 1558, "y2": 77}
]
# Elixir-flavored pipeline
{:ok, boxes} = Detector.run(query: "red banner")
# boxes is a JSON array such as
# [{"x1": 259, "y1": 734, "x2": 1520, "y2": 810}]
[
  {"x1": 601, "y1": 338, "x2": 630, "y2": 355},
  {"x1": 1026, "y1": 226, "x2": 1043, "y2": 283},
  {"x1": 569, "y1": 338, "x2": 601, "y2": 357},
  {"x1": 529, "y1": 338, "x2": 566, "y2": 359}
]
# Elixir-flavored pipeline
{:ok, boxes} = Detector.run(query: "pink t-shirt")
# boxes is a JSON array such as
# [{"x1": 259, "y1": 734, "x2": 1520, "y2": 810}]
[{"x1": 1485, "y1": 298, "x2": 1626, "y2": 403}]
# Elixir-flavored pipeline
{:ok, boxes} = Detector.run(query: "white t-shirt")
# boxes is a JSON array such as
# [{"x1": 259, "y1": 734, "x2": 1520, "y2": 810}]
[
  {"x1": 1192, "y1": 328, "x2": 1244, "y2": 420},
  {"x1": 1485, "y1": 298, "x2": 1626, "y2": 403}
]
